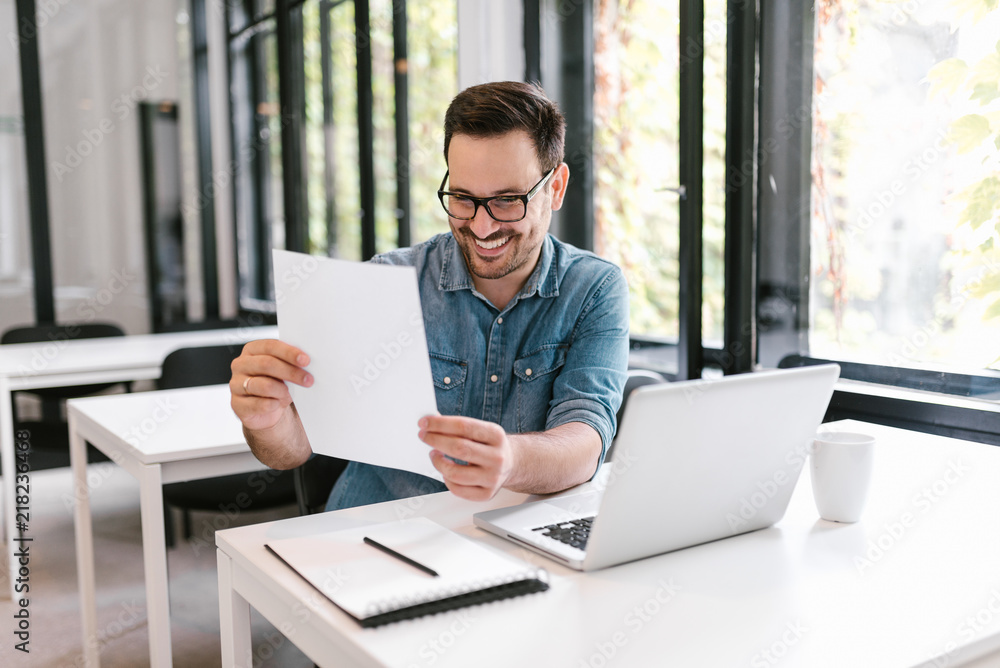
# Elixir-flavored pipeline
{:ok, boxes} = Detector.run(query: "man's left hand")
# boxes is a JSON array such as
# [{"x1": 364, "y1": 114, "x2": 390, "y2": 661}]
[{"x1": 419, "y1": 415, "x2": 514, "y2": 501}]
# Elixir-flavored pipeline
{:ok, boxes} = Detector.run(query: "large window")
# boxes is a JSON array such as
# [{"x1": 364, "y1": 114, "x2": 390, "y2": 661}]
[
  {"x1": 756, "y1": 1, "x2": 1000, "y2": 442},
  {"x1": 216, "y1": 0, "x2": 1000, "y2": 439},
  {"x1": 808, "y1": 0, "x2": 1000, "y2": 372},
  {"x1": 228, "y1": 0, "x2": 457, "y2": 307}
]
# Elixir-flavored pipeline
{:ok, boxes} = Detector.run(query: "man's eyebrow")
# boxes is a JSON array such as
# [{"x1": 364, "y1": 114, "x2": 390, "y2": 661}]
[{"x1": 447, "y1": 182, "x2": 526, "y2": 197}]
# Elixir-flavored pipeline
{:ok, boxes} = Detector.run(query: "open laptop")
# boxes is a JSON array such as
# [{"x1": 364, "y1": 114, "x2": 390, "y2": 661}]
[{"x1": 474, "y1": 364, "x2": 840, "y2": 571}]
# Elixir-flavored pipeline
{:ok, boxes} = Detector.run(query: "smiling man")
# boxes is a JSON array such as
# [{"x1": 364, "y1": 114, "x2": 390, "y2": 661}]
[{"x1": 231, "y1": 81, "x2": 630, "y2": 510}]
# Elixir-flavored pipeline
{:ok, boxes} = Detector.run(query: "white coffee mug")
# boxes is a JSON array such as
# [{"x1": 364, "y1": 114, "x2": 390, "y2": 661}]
[{"x1": 810, "y1": 431, "x2": 875, "y2": 523}]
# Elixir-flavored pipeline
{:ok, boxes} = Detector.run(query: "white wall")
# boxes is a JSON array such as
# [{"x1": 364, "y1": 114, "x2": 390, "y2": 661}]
[
  {"x1": 43, "y1": 0, "x2": 181, "y2": 334},
  {"x1": 0, "y1": 0, "x2": 187, "y2": 336},
  {"x1": 0, "y1": 0, "x2": 37, "y2": 328}
]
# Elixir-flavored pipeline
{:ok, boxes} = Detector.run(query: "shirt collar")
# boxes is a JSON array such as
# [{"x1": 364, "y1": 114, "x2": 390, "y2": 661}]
[{"x1": 438, "y1": 233, "x2": 559, "y2": 299}]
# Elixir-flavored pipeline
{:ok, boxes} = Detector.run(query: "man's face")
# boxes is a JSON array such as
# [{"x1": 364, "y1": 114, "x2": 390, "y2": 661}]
[{"x1": 445, "y1": 131, "x2": 566, "y2": 282}]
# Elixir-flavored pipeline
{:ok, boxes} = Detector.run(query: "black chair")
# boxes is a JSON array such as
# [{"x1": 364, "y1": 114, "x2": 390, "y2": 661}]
[
  {"x1": 2, "y1": 322, "x2": 129, "y2": 471},
  {"x1": 158, "y1": 344, "x2": 299, "y2": 546},
  {"x1": 294, "y1": 455, "x2": 349, "y2": 515},
  {"x1": 606, "y1": 368, "x2": 670, "y2": 462}
]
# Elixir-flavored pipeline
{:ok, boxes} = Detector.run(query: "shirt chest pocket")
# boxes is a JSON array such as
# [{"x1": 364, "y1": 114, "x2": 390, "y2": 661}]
[
  {"x1": 513, "y1": 344, "x2": 568, "y2": 432},
  {"x1": 429, "y1": 353, "x2": 468, "y2": 417}
]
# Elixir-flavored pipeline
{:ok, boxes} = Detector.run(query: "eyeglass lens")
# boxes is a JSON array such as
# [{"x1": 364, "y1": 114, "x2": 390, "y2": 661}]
[{"x1": 442, "y1": 195, "x2": 526, "y2": 222}]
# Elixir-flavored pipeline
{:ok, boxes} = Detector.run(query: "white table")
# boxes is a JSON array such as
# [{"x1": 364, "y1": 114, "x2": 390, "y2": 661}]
[
  {"x1": 0, "y1": 324, "x2": 277, "y2": 597},
  {"x1": 69, "y1": 384, "x2": 272, "y2": 668},
  {"x1": 216, "y1": 420, "x2": 1000, "y2": 667}
]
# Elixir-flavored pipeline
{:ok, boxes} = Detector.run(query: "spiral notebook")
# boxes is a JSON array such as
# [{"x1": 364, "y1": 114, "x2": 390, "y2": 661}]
[{"x1": 265, "y1": 517, "x2": 549, "y2": 628}]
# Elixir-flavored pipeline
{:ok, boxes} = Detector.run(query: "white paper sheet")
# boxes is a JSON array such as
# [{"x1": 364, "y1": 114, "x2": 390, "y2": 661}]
[{"x1": 273, "y1": 249, "x2": 441, "y2": 481}]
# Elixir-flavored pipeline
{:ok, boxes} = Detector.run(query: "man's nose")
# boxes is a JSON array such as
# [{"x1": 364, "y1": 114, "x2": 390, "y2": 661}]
[{"x1": 469, "y1": 204, "x2": 500, "y2": 239}]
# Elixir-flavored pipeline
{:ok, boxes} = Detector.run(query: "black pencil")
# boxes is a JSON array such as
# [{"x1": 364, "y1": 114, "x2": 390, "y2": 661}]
[{"x1": 363, "y1": 536, "x2": 439, "y2": 577}]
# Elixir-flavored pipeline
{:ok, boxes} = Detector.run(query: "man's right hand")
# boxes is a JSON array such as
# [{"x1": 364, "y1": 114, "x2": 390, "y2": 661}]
[{"x1": 230, "y1": 339, "x2": 313, "y2": 432}]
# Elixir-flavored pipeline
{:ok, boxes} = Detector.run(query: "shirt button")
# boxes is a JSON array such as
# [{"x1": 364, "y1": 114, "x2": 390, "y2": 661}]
[
  {"x1": 491, "y1": 374, "x2": 498, "y2": 383},
  {"x1": 443, "y1": 377, "x2": 451, "y2": 385},
  {"x1": 525, "y1": 368, "x2": 532, "y2": 376},
  {"x1": 497, "y1": 317, "x2": 503, "y2": 324}
]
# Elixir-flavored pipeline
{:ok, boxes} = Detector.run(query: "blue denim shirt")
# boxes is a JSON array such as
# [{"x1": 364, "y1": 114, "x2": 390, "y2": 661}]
[{"x1": 325, "y1": 232, "x2": 629, "y2": 510}]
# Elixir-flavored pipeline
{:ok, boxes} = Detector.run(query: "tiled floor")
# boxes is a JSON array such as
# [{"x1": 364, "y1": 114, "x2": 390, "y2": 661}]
[{"x1": 0, "y1": 463, "x2": 312, "y2": 667}]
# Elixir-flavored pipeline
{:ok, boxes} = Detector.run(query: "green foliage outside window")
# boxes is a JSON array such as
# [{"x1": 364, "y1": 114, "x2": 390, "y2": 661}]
[
  {"x1": 927, "y1": 2, "x2": 1000, "y2": 343},
  {"x1": 811, "y1": 0, "x2": 1000, "y2": 370},
  {"x1": 302, "y1": 0, "x2": 456, "y2": 261},
  {"x1": 593, "y1": 0, "x2": 727, "y2": 343}
]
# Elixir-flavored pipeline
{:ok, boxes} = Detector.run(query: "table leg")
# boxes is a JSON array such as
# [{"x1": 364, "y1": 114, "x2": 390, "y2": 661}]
[
  {"x1": 1, "y1": 376, "x2": 16, "y2": 599},
  {"x1": 69, "y1": 411, "x2": 100, "y2": 668},
  {"x1": 217, "y1": 549, "x2": 253, "y2": 668},
  {"x1": 138, "y1": 464, "x2": 173, "y2": 668}
]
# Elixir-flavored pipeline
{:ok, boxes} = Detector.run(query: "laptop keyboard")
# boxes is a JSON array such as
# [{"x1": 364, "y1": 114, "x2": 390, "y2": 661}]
[{"x1": 532, "y1": 517, "x2": 595, "y2": 551}]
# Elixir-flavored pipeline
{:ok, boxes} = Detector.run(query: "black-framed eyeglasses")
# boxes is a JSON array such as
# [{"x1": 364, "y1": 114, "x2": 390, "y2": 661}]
[{"x1": 437, "y1": 167, "x2": 556, "y2": 223}]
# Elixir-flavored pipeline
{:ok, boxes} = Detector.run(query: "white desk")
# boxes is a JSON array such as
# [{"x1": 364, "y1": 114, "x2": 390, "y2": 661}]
[
  {"x1": 216, "y1": 420, "x2": 1000, "y2": 667},
  {"x1": 0, "y1": 324, "x2": 276, "y2": 597},
  {"x1": 68, "y1": 384, "x2": 270, "y2": 668}
]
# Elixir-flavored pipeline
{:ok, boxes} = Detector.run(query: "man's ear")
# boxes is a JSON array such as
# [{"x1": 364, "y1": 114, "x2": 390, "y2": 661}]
[{"x1": 549, "y1": 162, "x2": 570, "y2": 211}]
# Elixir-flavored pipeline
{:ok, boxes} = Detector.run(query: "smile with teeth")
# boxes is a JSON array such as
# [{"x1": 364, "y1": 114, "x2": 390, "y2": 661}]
[{"x1": 474, "y1": 236, "x2": 510, "y2": 250}]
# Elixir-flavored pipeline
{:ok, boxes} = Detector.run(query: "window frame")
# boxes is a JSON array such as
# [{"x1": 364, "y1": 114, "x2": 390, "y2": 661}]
[
  {"x1": 755, "y1": 0, "x2": 1000, "y2": 442},
  {"x1": 14, "y1": 0, "x2": 56, "y2": 324},
  {"x1": 223, "y1": 0, "x2": 417, "y2": 311},
  {"x1": 208, "y1": 0, "x2": 1000, "y2": 444}
]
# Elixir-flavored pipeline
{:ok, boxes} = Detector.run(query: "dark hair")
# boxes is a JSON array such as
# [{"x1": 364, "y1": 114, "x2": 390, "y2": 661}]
[{"x1": 443, "y1": 81, "x2": 566, "y2": 173}]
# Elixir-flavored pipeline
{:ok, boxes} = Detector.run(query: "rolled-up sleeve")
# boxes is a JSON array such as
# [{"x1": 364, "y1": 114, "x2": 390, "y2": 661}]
[{"x1": 545, "y1": 267, "x2": 630, "y2": 465}]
